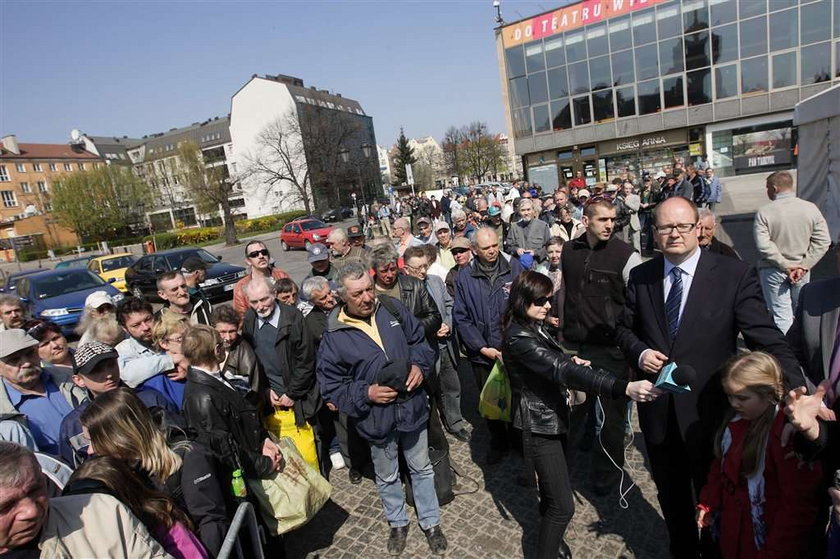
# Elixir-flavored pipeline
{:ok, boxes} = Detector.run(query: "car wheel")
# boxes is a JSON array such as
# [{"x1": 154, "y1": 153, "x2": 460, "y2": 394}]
[
  {"x1": 281, "y1": 241, "x2": 289, "y2": 252},
  {"x1": 131, "y1": 285, "x2": 143, "y2": 299}
]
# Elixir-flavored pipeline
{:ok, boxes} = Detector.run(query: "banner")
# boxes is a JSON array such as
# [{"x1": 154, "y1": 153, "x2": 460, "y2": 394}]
[{"x1": 732, "y1": 128, "x2": 792, "y2": 171}]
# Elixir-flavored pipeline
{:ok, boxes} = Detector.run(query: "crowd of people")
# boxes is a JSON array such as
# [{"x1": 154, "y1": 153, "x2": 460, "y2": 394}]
[{"x1": 1, "y1": 165, "x2": 839, "y2": 559}]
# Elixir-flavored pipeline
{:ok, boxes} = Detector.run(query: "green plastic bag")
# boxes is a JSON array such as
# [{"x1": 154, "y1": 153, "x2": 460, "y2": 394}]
[{"x1": 478, "y1": 359, "x2": 512, "y2": 422}]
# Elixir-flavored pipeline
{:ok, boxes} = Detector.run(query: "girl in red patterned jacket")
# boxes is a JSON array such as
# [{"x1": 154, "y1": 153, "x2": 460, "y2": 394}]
[{"x1": 697, "y1": 351, "x2": 823, "y2": 559}]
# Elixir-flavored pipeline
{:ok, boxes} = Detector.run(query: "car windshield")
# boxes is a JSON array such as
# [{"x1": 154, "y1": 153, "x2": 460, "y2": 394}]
[
  {"x1": 101, "y1": 255, "x2": 136, "y2": 272},
  {"x1": 57, "y1": 257, "x2": 90, "y2": 269},
  {"x1": 165, "y1": 249, "x2": 218, "y2": 270},
  {"x1": 300, "y1": 220, "x2": 327, "y2": 231},
  {"x1": 31, "y1": 271, "x2": 106, "y2": 299}
]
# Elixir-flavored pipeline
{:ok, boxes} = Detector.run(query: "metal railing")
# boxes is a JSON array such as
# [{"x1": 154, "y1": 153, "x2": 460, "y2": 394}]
[{"x1": 217, "y1": 501, "x2": 265, "y2": 559}]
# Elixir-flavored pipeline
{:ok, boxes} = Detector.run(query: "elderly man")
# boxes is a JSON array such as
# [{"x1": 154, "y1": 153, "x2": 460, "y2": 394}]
[
  {"x1": 0, "y1": 330, "x2": 86, "y2": 455},
  {"x1": 754, "y1": 170, "x2": 830, "y2": 333},
  {"x1": 155, "y1": 271, "x2": 212, "y2": 325},
  {"x1": 415, "y1": 217, "x2": 436, "y2": 245},
  {"x1": 705, "y1": 167, "x2": 722, "y2": 210},
  {"x1": 317, "y1": 262, "x2": 446, "y2": 555},
  {"x1": 328, "y1": 227, "x2": 366, "y2": 267},
  {"x1": 434, "y1": 220, "x2": 456, "y2": 273},
  {"x1": 0, "y1": 295, "x2": 25, "y2": 331},
  {"x1": 305, "y1": 243, "x2": 336, "y2": 283},
  {"x1": 180, "y1": 256, "x2": 208, "y2": 302},
  {"x1": 232, "y1": 240, "x2": 290, "y2": 315},
  {"x1": 697, "y1": 208, "x2": 739, "y2": 259},
  {"x1": 451, "y1": 209, "x2": 476, "y2": 240},
  {"x1": 504, "y1": 198, "x2": 551, "y2": 267},
  {"x1": 392, "y1": 217, "x2": 423, "y2": 257},
  {"x1": 445, "y1": 237, "x2": 473, "y2": 297},
  {"x1": 454, "y1": 227, "x2": 523, "y2": 464}
]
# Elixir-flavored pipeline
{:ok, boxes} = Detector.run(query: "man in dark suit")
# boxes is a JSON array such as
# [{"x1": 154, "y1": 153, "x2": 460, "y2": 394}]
[
  {"x1": 697, "y1": 208, "x2": 740, "y2": 259},
  {"x1": 616, "y1": 196, "x2": 807, "y2": 558}
]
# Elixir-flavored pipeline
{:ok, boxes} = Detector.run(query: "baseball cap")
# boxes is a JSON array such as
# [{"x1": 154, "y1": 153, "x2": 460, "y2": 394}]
[
  {"x1": 74, "y1": 341, "x2": 119, "y2": 376},
  {"x1": 0, "y1": 329, "x2": 38, "y2": 360},
  {"x1": 85, "y1": 291, "x2": 114, "y2": 310},
  {"x1": 450, "y1": 237, "x2": 471, "y2": 251},
  {"x1": 417, "y1": 217, "x2": 431, "y2": 226},
  {"x1": 347, "y1": 225, "x2": 365, "y2": 238},
  {"x1": 487, "y1": 206, "x2": 501, "y2": 217},
  {"x1": 181, "y1": 256, "x2": 207, "y2": 273},
  {"x1": 434, "y1": 220, "x2": 450, "y2": 232},
  {"x1": 578, "y1": 189, "x2": 591, "y2": 198},
  {"x1": 307, "y1": 243, "x2": 330, "y2": 263}
]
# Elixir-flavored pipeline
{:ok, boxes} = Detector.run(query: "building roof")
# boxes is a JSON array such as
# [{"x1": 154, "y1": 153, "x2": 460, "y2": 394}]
[
  {"x1": 137, "y1": 116, "x2": 231, "y2": 162},
  {"x1": 236, "y1": 74, "x2": 367, "y2": 117},
  {"x1": 0, "y1": 143, "x2": 101, "y2": 160}
]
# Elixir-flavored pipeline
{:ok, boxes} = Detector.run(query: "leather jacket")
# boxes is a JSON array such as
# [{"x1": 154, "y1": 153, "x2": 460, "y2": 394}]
[
  {"x1": 502, "y1": 322, "x2": 628, "y2": 435},
  {"x1": 397, "y1": 274, "x2": 442, "y2": 343}
]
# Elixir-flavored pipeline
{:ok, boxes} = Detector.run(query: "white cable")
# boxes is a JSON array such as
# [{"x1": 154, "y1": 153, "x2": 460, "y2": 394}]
[{"x1": 595, "y1": 395, "x2": 636, "y2": 510}]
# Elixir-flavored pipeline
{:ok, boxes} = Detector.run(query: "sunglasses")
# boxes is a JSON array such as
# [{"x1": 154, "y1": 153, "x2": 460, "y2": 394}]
[
  {"x1": 451, "y1": 249, "x2": 470, "y2": 256},
  {"x1": 532, "y1": 296, "x2": 551, "y2": 307},
  {"x1": 247, "y1": 249, "x2": 269, "y2": 258}
]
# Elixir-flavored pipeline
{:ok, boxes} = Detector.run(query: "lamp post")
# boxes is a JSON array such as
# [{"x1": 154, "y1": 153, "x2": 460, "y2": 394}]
[{"x1": 340, "y1": 144, "x2": 372, "y2": 218}]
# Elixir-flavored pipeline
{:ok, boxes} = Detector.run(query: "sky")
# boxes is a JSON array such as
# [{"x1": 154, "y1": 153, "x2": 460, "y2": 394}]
[{"x1": 0, "y1": 0, "x2": 551, "y2": 149}]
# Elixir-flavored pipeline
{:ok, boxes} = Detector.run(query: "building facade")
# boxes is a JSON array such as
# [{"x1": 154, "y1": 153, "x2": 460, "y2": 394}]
[{"x1": 496, "y1": 0, "x2": 840, "y2": 190}]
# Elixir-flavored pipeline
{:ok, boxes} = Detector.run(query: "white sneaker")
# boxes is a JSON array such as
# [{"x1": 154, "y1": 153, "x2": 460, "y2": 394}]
[{"x1": 330, "y1": 452, "x2": 346, "y2": 470}]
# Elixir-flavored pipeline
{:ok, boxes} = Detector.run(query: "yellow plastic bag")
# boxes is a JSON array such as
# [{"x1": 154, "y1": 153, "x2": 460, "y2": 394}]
[
  {"x1": 478, "y1": 359, "x2": 512, "y2": 422},
  {"x1": 264, "y1": 409, "x2": 319, "y2": 470},
  {"x1": 246, "y1": 437, "x2": 332, "y2": 535}
]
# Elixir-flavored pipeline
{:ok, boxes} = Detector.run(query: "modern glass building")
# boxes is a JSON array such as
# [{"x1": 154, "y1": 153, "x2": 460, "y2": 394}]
[{"x1": 495, "y1": 0, "x2": 840, "y2": 189}]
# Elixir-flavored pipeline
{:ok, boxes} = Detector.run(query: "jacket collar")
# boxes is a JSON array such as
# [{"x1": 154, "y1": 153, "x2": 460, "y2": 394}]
[{"x1": 469, "y1": 255, "x2": 511, "y2": 278}]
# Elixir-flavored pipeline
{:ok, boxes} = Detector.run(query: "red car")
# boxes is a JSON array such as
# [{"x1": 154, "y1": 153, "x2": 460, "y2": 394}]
[{"x1": 280, "y1": 218, "x2": 335, "y2": 251}]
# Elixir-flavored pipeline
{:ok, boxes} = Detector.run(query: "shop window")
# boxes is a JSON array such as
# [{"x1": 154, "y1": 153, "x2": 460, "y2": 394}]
[
  {"x1": 715, "y1": 64, "x2": 739, "y2": 98},
  {"x1": 525, "y1": 42, "x2": 546, "y2": 73},
  {"x1": 637, "y1": 79, "x2": 661, "y2": 114},
  {"x1": 769, "y1": 9, "x2": 797, "y2": 52},
  {"x1": 663, "y1": 76, "x2": 685, "y2": 108},
  {"x1": 772, "y1": 52, "x2": 797, "y2": 88},
  {"x1": 800, "y1": 42, "x2": 832, "y2": 84},
  {"x1": 509, "y1": 76, "x2": 530, "y2": 108},
  {"x1": 528, "y1": 72, "x2": 549, "y2": 105},
  {"x1": 768, "y1": 0, "x2": 796, "y2": 12},
  {"x1": 565, "y1": 31, "x2": 586, "y2": 63},
  {"x1": 739, "y1": 0, "x2": 766, "y2": 19},
  {"x1": 533, "y1": 104, "x2": 551, "y2": 133},
  {"x1": 513, "y1": 108, "x2": 533, "y2": 138},
  {"x1": 548, "y1": 67, "x2": 569, "y2": 99},
  {"x1": 552, "y1": 99, "x2": 573, "y2": 131},
  {"x1": 586, "y1": 24, "x2": 609, "y2": 57},
  {"x1": 657, "y1": 3, "x2": 682, "y2": 39},
  {"x1": 568, "y1": 61, "x2": 590, "y2": 95},
  {"x1": 580, "y1": 147, "x2": 597, "y2": 156},
  {"x1": 801, "y1": 0, "x2": 831, "y2": 45},
  {"x1": 506, "y1": 45, "x2": 526, "y2": 78},
  {"x1": 545, "y1": 37, "x2": 565, "y2": 68},
  {"x1": 631, "y1": 12, "x2": 656, "y2": 46},
  {"x1": 710, "y1": 0, "x2": 737, "y2": 26},
  {"x1": 173, "y1": 207, "x2": 197, "y2": 227},
  {"x1": 659, "y1": 37, "x2": 684, "y2": 74},
  {"x1": 741, "y1": 56, "x2": 769, "y2": 93},
  {"x1": 711, "y1": 23, "x2": 738, "y2": 64},
  {"x1": 683, "y1": 0, "x2": 709, "y2": 33},
  {"x1": 557, "y1": 150, "x2": 573, "y2": 160},
  {"x1": 687, "y1": 68, "x2": 712, "y2": 104},
  {"x1": 616, "y1": 86, "x2": 636, "y2": 117},
  {"x1": 740, "y1": 17, "x2": 767, "y2": 58},
  {"x1": 609, "y1": 16, "x2": 632, "y2": 51},
  {"x1": 589, "y1": 56, "x2": 612, "y2": 91},
  {"x1": 685, "y1": 31, "x2": 711, "y2": 70},
  {"x1": 593, "y1": 89, "x2": 615, "y2": 122},
  {"x1": 612, "y1": 50, "x2": 635, "y2": 85},
  {"x1": 573, "y1": 96, "x2": 592, "y2": 126},
  {"x1": 636, "y1": 43, "x2": 659, "y2": 81}
]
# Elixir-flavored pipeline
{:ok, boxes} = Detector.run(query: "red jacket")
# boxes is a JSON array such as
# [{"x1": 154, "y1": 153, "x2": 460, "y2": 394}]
[{"x1": 699, "y1": 409, "x2": 823, "y2": 559}]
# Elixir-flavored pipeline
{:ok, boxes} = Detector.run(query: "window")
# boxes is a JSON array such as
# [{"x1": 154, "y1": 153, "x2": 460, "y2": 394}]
[
  {"x1": 1, "y1": 191, "x2": 17, "y2": 207},
  {"x1": 77, "y1": 163, "x2": 85, "y2": 170},
  {"x1": 63, "y1": 163, "x2": 71, "y2": 171},
  {"x1": 20, "y1": 182, "x2": 30, "y2": 193},
  {"x1": 710, "y1": 0, "x2": 737, "y2": 26},
  {"x1": 711, "y1": 23, "x2": 738, "y2": 64},
  {"x1": 663, "y1": 76, "x2": 685, "y2": 108},
  {"x1": 573, "y1": 96, "x2": 591, "y2": 125},
  {"x1": 548, "y1": 66, "x2": 569, "y2": 99},
  {"x1": 525, "y1": 42, "x2": 546, "y2": 73},
  {"x1": 772, "y1": 52, "x2": 797, "y2": 88},
  {"x1": 687, "y1": 68, "x2": 712, "y2": 104},
  {"x1": 589, "y1": 56, "x2": 612, "y2": 90},
  {"x1": 586, "y1": 24, "x2": 609, "y2": 57},
  {"x1": 513, "y1": 108, "x2": 533, "y2": 138},
  {"x1": 0, "y1": 166, "x2": 8, "y2": 182},
  {"x1": 568, "y1": 61, "x2": 590, "y2": 95},
  {"x1": 616, "y1": 86, "x2": 636, "y2": 117},
  {"x1": 592, "y1": 89, "x2": 615, "y2": 122},
  {"x1": 506, "y1": 45, "x2": 526, "y2": 78},
  {"x1": 715, "y1": 64, "x2": 739, "y2": 98},
  {"x1": 800, "y1": 42, "x2": 832, "y2": 84},
  {"x1": 49, "y1": 163, "x2": 57, "y2": 171},
  {"x1": 545, "y1": 37, "x2": 565, "y2": 68},
  {"x1": 32, "y1": 163, "x2": 42, "y2": 172},
  {"x1": 800, "y1": 0, "x2": 831, "y2": 45},
  {"x1": 44, "y1": 202, "x2": 52, "y2": 212},
  {"x1": 632, "y1": 12, "x2": 656, "y2": 45},
  {"x1": 660, "y1": 37, "x2": 684, "y2": 74},
  {"x1": 683, "y1": 0, "x2": 709, "y2": 33},
  {"x1": 510, "y1": 77, "x2": 530, "y2": 108},
  {"x1": 768, "y1": 0, "x2": 796, "y2": 11},
  {"x1": 612, "y1": 50, "x2": 635, "y2": 85},
  {"x1": 551, "y1": 99, "x2": 572, "y2": 130},
  {"x1": 533, "y1": 104, "x2": 551, "y2": 133},
  {"x1": 769, "y1": 9, "x2": 797, "y2": 51},
  {"x1": 657, "y1": 3, "x2": 682, "y2": 39},
  {"x1": 741, "y1": 56, "x2": 769, "y2": 93},
  {"x1": 528, "y1": 72, "x2": 549, "y2": 104},
  {"x1": 636, "y1": 43, "x2": 660, "y2": 81},
  {"x1": 638, "y1": 79, "x2": 661, "y2": 114},
  {"x1": 685, "y1": 31, "x2": 711, "y2": 70},
  {"x1": 565, "y1": 31, "x2": 586, "y2": 63},
  {"x1": 37, "y1": 181, "x2": 47, "y2": 193},
  {"x1": 740, "y1": 17, "x2": 767, "y2": 58},
  {"x1": 15, "y1": 163, "x2": 25, "y2": 172},
  {"x1": 739, "y1": 0, "x2": 766, "y2": 19},
  {"x1": 609, "y1": 17, "x2": 632, "y2": 51}
]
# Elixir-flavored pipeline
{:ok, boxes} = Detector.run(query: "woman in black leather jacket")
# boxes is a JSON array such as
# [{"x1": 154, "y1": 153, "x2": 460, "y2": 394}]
[{"x1": 502, "y1": 271, "x2": 659, "y2": 559}]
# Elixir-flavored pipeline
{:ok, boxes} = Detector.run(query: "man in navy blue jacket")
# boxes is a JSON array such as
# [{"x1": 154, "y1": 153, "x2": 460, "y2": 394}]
[{"x1": 317, "y1": 262, "x2": 446, "y2": 557}]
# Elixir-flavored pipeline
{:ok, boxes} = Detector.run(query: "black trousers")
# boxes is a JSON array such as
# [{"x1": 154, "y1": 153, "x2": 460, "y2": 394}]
[{"x1": 530, "y1": 432, "x2": 575, "y2": 559}]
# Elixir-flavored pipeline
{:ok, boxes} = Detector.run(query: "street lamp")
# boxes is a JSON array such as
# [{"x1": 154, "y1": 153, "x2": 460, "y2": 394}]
[{"x1": 339, "y1": 145, "x2": 372, "y2": 217}]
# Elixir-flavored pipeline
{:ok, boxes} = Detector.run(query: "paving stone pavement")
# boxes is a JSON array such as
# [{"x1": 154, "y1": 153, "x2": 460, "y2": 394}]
[{"x1": 286, "y1": 361, "x2": 671, "y2": 559}]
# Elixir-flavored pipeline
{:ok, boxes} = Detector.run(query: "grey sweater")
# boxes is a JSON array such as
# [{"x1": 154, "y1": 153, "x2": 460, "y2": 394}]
[{"x1": 754, "y1": 192, "x2": 830, "y2": 271}]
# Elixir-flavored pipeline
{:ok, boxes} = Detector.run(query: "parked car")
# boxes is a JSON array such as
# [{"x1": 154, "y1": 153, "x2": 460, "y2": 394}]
[
  {"x1": 321, "y1": 207, "x2": 354, "y2": 223},
  {"x1": 87, "y1": 253, "x2": 137, "y2": 293},
  {"x1": 15, "y1": 269, "x2": 124, "y2": 336},
  {"x1": 0, "y1": 269, "x2": 45, "y2": 293},
  {"x1": 55, "y1": 255, "x2": 97, "y2": 269},
  {"x1": 279, "y1": 218, "x2": 335, "y2": 251},
  {"x1": 124, "y1": 247, "x2": 246, "y2": 303}
]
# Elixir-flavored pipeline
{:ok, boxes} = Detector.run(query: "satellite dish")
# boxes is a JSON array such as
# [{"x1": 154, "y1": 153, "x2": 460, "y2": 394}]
[{"x1": 70, "y1": 129, "x2": 82, "y2": 144}]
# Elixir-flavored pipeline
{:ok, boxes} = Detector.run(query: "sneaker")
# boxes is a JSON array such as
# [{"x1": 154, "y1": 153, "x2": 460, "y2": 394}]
[
  {"x1": 348, "y1": 468, "x2": 363, "y2": 485},
  {"x1": 330, "y1": 452, "x2": 346, "y2": 470},
  {"x1": 387, "y1": 525, "x2": 409, "y2": 556},
  {"x1": 423, "y1": 525, "x2": 448, "y2": 555},
  {"x1": 450, "y1": 428, "x2": 471, "y2": 442}
]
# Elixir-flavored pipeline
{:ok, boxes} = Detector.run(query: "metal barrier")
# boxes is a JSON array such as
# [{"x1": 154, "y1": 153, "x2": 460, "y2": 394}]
[{"x1": 217, "y1": 501, "x2": 265, "y2": 559}]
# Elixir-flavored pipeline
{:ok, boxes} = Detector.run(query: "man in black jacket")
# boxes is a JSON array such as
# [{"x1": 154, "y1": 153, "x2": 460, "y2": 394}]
[
  {"x1": 155, "y1": 271, "x2": 212, "y2": 325},
  {"x1": 697, "y1": 208, "x2": 740, "y2": 259}
]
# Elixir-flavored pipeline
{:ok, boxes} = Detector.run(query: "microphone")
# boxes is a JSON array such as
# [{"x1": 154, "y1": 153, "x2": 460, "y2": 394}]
[{"x1": 654, "y1": 362, "x2": 696, "y2": 394}]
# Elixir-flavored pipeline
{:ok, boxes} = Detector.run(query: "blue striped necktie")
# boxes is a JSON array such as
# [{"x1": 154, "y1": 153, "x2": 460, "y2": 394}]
[{"x1": 665, "y1": 267, "x2": 684, "y2": 340}]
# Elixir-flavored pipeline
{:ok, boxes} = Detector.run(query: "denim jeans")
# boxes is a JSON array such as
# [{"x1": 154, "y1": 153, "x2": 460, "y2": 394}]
[
  {"x1": 759, "y1": 267, "x2": 808, "y2": 334},
  {"x1": 369, "y1": 427, "x2": 440, "y2": 530}
]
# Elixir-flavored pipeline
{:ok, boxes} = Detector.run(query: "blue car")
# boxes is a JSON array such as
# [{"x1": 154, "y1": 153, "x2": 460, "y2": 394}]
[{"x1": 14, "y1": 269, "x2": 124, "y2": 336}]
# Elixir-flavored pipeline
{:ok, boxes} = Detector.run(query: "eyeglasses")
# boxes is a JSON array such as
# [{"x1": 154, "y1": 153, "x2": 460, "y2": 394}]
[
  {"x1": 451, "y1": 249, "x2": 469, "y2": 256},
  {"x1": 247, "y1": 249, "x2": 269, "y2": 258},
  {"x1": 405, "y1": 263, "x2": 428, "y2": 272},
  {"x1": 654, "y1": 223, "x2": 696, "y2": 235},
  {"x1": 532, "y1": 296, "x2": 551, "y2": 307}
]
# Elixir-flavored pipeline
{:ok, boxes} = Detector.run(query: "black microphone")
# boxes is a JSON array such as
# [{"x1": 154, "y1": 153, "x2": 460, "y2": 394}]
[
  {"x1": 671, "y1": 365, "x2": 696, "y2": 387},
  {"x1": 654, "y1": 363, "x2": 695, "y2": 394}
]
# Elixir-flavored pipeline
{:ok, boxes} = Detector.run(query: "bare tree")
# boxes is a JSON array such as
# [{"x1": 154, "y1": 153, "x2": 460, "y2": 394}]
[
  {"x1": 461, "y1": 121, "x2": 505, "y2": 181},
  {"x1": 178, "y1": 141, "x2": 238, "y2": 245},
  {"x1": 441, "y1": 126, "x2": 465, "y2": 182}
]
